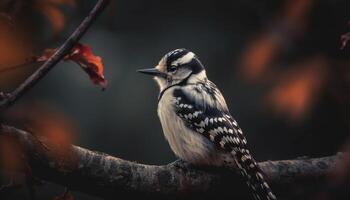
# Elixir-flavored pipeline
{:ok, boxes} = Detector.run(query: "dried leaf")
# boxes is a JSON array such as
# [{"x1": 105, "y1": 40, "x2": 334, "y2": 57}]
[
  {"x1": 36, "y1": 43, "x2": 107, "y2": 89},
  {"x1": 65, "y1": 43, "x2": 107, "y2": 89}
]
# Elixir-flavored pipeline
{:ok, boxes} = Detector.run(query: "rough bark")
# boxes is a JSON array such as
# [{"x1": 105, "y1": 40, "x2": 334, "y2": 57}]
[{"x1": 0, "y1": 124, "x2": 340, "y2": 199}]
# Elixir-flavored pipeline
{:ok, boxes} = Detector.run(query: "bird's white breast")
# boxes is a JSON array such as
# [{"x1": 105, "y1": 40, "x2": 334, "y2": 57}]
[{"x1": 157, "y1": 86, "x2": 226, "y2": 166}]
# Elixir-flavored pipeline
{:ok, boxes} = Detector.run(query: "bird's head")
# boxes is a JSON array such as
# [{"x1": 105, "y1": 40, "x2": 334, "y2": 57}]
[{"x1": 138, "y1": 48, "x2": 206, "y2": 91}]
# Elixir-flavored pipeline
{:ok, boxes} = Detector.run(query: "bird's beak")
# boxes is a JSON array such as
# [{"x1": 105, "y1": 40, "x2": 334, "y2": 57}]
[{"x1": 137, "y1": 67, "x2": 167, "y2": 78}]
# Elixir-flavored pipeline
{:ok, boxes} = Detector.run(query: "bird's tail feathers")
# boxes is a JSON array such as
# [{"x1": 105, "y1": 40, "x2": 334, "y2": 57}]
[{"x1": 234, "y1": 151, "x2": 277, "y2": 200}]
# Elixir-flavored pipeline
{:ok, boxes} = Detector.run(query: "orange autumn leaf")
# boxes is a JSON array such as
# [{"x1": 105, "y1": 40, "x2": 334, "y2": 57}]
[
  {"x1": 66, "y1": 43, "x2": 108, "y2": 89},
  {"x1": 267, "y1": 57, "x2": 326, "y2": 120},
  {"x1": 36, "y1": 43, "x2": 107, "y2": 89}
]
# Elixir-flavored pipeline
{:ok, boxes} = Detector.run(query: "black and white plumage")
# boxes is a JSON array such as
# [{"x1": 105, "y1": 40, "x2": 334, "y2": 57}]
[{"x1": 138, "y1": 49, "x2": 277, "y2": 200}]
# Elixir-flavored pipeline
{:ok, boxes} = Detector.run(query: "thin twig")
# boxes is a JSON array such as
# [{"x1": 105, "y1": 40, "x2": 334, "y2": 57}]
[{"x1": 0, "y1": 0, "x2": 110, "y2": 110}]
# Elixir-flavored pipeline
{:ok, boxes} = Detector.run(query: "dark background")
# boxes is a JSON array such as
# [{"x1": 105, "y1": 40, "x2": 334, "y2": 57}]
[{"x1": 0, "y1": 0, "x2": 349, "y2": 199}]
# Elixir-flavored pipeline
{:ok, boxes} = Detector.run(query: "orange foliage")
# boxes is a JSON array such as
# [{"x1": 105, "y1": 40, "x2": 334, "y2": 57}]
[
  {"x1": 29, "y1": 108, "x2": 74, "y2": 151},
  {"x1": 0, "y1": 20, "x2": 33, "y2": 86},
  {"x1": 0, "y1": 20, "x2": 29, "y2": 68},
  {"x1": 0, "y1": 26, "x2": 27, "y2": 66},
  {"x1": 240, "y1": 35, "x2": 280, "y2": 81},
  {"x1": 32, "y1": 111, "x2": 75, "y2": 152},
  {"x1": 37, "y1": 43, "x2": 108, "y2": 89},
  {"x1": 283, "y1": 0, "x2": 313, "y2": 27},
  {"x1": 7, "y1": 103, "x2": 78, "y2": 170},
  {"x1": 240, "y1": 0, "x2": 313, "y2": 82},
  {"x1": 239, "y1": 0, "x2": 324, "y2": 121},
  {"x1": 267, "y1": 58, "x2": 327, "y2": 120},
  {"x1": 34, "y1": 0, "x2": 76, "y2": 34},
  {"x1": 0, "y1": 136, "x2": 25, "y2": 173}
]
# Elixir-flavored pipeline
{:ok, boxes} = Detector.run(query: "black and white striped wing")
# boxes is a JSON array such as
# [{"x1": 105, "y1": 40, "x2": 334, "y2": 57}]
[
  {"x1": 172, "y1": 87, "x2": 247, "y2": 153},
  {"x1": 172, "y1": 87, "x2": 276, "y2": 200}
]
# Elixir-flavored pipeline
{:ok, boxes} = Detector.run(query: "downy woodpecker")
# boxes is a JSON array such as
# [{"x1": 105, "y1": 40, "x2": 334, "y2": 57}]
[{"x1": 138, "y1": 49, "x2": 276, "y2": 200}]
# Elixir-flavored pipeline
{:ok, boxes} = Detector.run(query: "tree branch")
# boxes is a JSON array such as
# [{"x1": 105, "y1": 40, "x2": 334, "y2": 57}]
[
  {"x1": 0, "y1": 1, "x2": 342, "y2": 199},
  {"x1": 0, "y1": 124, "x2": 340, "y2": 199},
  {"x1": 0, "y1": 0, "x2": 110, "y2": 110}
]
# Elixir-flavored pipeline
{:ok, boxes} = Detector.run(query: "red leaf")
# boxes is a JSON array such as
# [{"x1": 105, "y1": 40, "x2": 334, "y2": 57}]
[
  {"x1": 65, "y1": 43, "x2": 107, "y2": 89},
  {"x1": 36, "y1": 43, "x2": 107, "y2": 89}
]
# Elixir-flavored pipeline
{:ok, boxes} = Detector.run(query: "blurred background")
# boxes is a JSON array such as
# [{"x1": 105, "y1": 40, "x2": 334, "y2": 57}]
[{"x1": 0, "y1": 0, "x2": 349, "y2": 199}]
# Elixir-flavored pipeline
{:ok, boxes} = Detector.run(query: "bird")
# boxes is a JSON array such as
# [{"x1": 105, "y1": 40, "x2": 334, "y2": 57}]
[{"x1": 138, "y1": 48, "x2": 276, "y2": 200}]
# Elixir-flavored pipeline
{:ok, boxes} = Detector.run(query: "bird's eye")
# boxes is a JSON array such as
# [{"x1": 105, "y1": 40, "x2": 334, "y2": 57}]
[{"x1": 168, "y1": 66, "x2": 177, "y2": 72}]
